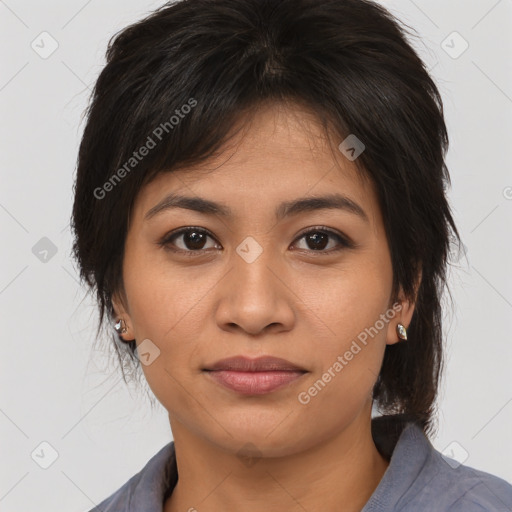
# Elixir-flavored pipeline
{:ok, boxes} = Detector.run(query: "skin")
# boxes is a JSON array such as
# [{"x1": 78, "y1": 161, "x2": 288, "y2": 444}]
[{"x1": 113, "y1": 101, "x2": 418, "y2": 512}]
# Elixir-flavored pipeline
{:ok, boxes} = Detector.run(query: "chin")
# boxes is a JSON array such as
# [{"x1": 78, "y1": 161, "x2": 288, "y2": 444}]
[{"x1": 205, "y1": 421, "x2": 311, "y2": 459}]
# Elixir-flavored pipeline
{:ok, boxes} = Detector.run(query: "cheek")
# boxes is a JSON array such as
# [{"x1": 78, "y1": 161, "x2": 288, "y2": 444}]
[
  {"x1": 121, "y1": 248, "x2": 222, "y2": 402},
  {"x1": 295, "y1": 253, "x2": 392, "y2": 398},
  {"x1": 122, "y1": 256, "x2": 211, "y2": 413},
  {"x1": 300, "y1": 252, "x2": 392, "y2": 345},
  {"x1": 122, "y1": 239, "x2": 208, "y2": 339},
  {"x1": 293, "y1": 272, "x2": 391, "y2": 433}
]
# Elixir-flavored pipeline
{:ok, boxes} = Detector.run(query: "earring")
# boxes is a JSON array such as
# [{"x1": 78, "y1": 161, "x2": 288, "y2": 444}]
[
  {"x1": 114, "y1": 318, "x2": 127, "y2": 334},
  {"x1": 396, "y1": 323, "x2": 407, "y2": 341}
]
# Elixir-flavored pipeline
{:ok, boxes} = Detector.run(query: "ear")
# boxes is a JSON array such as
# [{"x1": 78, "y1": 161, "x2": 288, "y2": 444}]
[
  {"x1": 386, "y1": 269, "x2": 422, "y2": 345},
  {"x1": 112, "y1": 290, "x2": 135, "y2": 341}
]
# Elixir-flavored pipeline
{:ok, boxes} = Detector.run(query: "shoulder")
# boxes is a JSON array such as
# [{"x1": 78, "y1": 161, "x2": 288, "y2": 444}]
[
  {"x1": 87, "y1": 472, "x2": 140, "y2": 512},
  {"x1": 409, "y1": 449, "x2": 512, "y2": 511},
  {"x1": 398, "y1": 424, "x2": 512, "y2": 511},
  {"x1": 366, "y1": 418, "x2": 512, "y2": 511},
  {"x1": 86, "y1": 441, "x2": 176, "y2": 512}
]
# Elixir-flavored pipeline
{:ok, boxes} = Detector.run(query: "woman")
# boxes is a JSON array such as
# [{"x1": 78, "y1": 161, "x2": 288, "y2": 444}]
[{"x1": 71, "y1": 0, "x2": 512, "y2": 510}]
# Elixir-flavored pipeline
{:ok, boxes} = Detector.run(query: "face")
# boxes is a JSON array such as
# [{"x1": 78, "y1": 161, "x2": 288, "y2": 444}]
[{"x1": 113, "y1": 101, "x2": 416, "y2": 457}]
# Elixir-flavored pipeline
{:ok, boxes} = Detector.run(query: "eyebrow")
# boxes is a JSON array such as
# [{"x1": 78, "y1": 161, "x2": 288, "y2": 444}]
[{"x1": 144, "y1": 192, "x2": 369, "y2": 223}]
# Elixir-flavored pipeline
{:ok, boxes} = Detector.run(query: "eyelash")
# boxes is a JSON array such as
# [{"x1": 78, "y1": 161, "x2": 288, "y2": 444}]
[{"x1": 158, "y1": 226, "x2": 354, "y2": 256}]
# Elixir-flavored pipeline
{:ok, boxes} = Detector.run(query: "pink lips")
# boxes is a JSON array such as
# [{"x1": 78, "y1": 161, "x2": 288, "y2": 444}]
[{"x1": 203, "y1": 355, "x2": 308, "y2": 395}]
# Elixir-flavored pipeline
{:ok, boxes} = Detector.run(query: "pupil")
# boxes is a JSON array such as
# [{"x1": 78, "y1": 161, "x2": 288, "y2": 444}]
[
  {"x1": 307, "y1": 232, "x2": 328, "y2": 250},
  {"x1": 185, "y1": 231, "x2": 206, "y2": 250}
]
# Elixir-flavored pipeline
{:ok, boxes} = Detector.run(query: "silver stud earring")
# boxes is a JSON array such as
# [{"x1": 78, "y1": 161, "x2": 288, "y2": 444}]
[
  {"x1": 114, "y1": 318, "x2": 127, "y2": 334},
  {"x1": 396, "y1": 323, "x2": 407, "y2": 341}
]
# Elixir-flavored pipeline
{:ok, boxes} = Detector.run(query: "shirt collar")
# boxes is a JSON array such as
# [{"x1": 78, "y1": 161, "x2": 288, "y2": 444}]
[{"x1": 362, "y1": 417, "x2": 431, "y2": 511}]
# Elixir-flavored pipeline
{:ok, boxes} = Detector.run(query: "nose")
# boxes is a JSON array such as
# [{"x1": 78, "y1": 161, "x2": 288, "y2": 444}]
[{"x1": 214, "y1": 244, "x2": 296, "y2": 336}]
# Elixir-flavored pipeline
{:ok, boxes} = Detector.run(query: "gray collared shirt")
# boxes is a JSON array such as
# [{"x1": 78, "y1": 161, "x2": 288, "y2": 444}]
[{"x1": 88, "y1": 418, "x2": 512, "y2": 511}]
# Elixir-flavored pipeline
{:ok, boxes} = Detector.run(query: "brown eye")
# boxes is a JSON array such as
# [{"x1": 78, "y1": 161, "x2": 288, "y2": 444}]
[
  {"x1": 160, "y1": 227, "x2": 220, "y2": 253},
  {"x1": 292, "y1": 228, "x2": 353, "y2": 253},
  {"x1": 179, "y1": 230, "x2": 208, "y2": 250},
  {"x1": 304, "y1": 232, "x2": 330, "y2": 250}
]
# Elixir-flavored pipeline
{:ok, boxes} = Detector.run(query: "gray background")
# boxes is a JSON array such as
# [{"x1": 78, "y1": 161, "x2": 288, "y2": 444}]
[{"x1": 1, "y1": 0, "x2": 511, "y2": 510}]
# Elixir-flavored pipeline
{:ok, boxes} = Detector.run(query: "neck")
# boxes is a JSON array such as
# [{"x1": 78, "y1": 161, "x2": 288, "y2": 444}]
[{"x1": 164, "y1": 407, "x2": 389, "y2": 512}]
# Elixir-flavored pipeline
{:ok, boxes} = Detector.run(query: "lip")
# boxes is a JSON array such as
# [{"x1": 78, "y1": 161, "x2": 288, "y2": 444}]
[
  {"x1": 203, "y1": 356, "x2": 308, "y2": 395},
  {"x1": 203, "y1": 355, "x2": 306, "y2": 372}
]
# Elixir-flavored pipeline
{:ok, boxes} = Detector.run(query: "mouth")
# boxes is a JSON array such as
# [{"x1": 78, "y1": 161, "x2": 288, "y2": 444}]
[{"x1": 202, "y1": 355, "x2": 308, "y2": 395}]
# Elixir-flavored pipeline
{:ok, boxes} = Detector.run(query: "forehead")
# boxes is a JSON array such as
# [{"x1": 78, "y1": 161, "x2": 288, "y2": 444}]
[{"x1": 133, "y1": 101, "x2": 379, "y2": 226}]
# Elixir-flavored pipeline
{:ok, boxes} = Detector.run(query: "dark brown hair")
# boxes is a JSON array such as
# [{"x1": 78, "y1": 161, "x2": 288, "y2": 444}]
[{"x1": 71, "y1": 0, "x2": 462, "y2": 435}]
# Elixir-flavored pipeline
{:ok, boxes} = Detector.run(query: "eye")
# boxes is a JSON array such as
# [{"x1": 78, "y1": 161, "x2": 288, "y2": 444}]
[
  {"x1": 158, "y1": 226, "x2": 354, "y2": 256},
  {"x1": 159, "y1": 227, "x2": 220, "y2": 254},
  {"x1": 291, "y1": 227, "x2": 353, "y2": 253}
]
